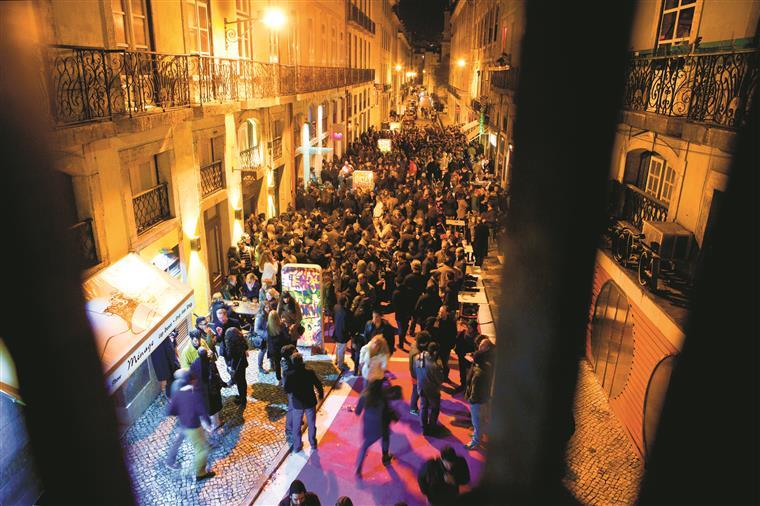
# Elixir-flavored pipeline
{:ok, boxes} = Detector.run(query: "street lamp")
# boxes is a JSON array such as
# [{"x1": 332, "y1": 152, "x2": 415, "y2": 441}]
[
  {"x1": 262, "y1": 7, "x2": 286, "y2": 29},
  {"x1": 457, "y1": 58, "x2": 466, "y2": 68},
  {"x1": 395, "y1": 64, "x2": 402, "y2": 72}
]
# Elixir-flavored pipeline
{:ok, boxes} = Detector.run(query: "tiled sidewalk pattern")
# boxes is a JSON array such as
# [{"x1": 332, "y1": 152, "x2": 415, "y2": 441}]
[
  {"x1": 123, "y1": 351, "x2": 338, "y2": 506},
  {"x1": 564, "y1": 362, "x2": 644, "y2": 505}
]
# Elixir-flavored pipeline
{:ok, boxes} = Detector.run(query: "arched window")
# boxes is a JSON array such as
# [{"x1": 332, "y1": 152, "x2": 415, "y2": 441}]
[
  {"x1": 590, "y1": 281, "x2": 635, "y2": 398},
  {"x1": 643, "y1": 355, "x2": 676, "y2": 459}
]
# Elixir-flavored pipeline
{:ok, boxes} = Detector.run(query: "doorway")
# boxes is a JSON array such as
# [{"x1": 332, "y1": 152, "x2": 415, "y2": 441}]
[{"x1": 204, "y1": 202, "x2": 225, "y2": 294}]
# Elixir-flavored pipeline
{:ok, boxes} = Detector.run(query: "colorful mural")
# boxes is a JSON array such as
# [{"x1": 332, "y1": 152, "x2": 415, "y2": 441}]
[{"x1": 281, "y1": 263, "x2": 323, "y2": 348}]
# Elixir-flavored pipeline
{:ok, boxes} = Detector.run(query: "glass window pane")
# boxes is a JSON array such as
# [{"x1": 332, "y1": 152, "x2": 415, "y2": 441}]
[
  {"x1": 186, "y1": 3, "x2": 197, "y2": 29},
  {"x1": 131, "y1": 0, "x2": 145, "y2": 15},
  {"x1": 133, "y1": 18, "x2": 147, "y2": 47},
  {"x1": 660, "y1": 12, "x2": 676, "y2": 40},
  {"x1": 198, "y1": 5, "x2": 208, "y2": 29},
  {"x1": 200, "y1": 29, "x2": 209, "y2": 53},
  {"x1": 680, "y1": 0, "x2": 696, "y2": 5},
  {"x1": 664, "y1": 0, "x2": 679, "y2": 8},
  {"x1": 114, "y1": 14, "x2": 127, "y2": 44},
  {"x1": 676, "y1": 7, "x2": 694, "y2": 38}
]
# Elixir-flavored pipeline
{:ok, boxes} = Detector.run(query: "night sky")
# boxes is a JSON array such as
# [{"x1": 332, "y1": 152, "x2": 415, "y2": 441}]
[{"x1": 396, "y1": 0, "x2": 450, "y2": 44}]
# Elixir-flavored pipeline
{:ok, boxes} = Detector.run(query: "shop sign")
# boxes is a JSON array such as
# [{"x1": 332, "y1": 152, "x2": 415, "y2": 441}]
[{"x1": 106, "y1": 297, "x2": 193, "y2": 394}]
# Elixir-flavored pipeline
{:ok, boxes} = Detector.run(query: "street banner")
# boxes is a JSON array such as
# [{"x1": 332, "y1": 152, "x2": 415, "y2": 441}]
[
  {"x1": 353, "y1": 170, "x2": 375, "y2": 191},
  {"x1": 281, "y1": 263, "x2": 323, "y2": 349},
  {"x1": 378, "y1": 138, "x2": 392, "y2": 153}
]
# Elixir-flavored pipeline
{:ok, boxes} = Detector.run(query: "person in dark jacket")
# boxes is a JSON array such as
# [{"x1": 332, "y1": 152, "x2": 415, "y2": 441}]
[
  {"x1": 465, "y1": 352, "x2": 491, "y2": 449},
  {"x1": 412, "y1": 284, "x2": 442, "y2": 339},
  {"x1": 253, "y1": 304, "x2": 270, "y2": 372},
  {"x1": 214, "y1": 308, "x2": 242, "y2": 346},
  {"x1": 223, "y1": 327, "x2": 249, "y2": 409},
  {"x1": 150, "y1": 329, "x2": 180, "y2": 398},
  {"x1": 277, "y1": 479, "x2": 321, "y2": 506},
  {"x1": 354, "y1": 380, "x2": 399, "y2": 478},
  {"x1": 433, "y1": 305, "x2": 457, "y2": 383},
  {"x1": 417, "y1": 446, "x2": 470, "y2": 505},
  {"x1": 408, "y1": 331, "x2": 430, "y2": 416},
  {"x1": 454, "y1": 320, "x2": 478, "y2": 393},
  {"x1": 362, "y1": 309, "x2": 397, "y2": 356},
  {"x1": 221, "y1": 273, "x2": 241, "y2": 300},
  {"x1": 267, "y1": 311, "x2": 290, "y2": 382},
  {"x1": 166, "y1": 370, "x2": 216, "y2": 481},
  {"x1": 284, "y1": 353, "x2": 324, "y2": 453},
  {"x1": 191, "y1": 347, "x2": 223, "y2": 431},
  {"x1": 473, "y1": 216, "x2": 490, "y2": 266},
  {"x1": 240, "y1": 272, "x2": 261, "y2": 301},
  {"x1": 333, "y1": 296, "x2": 350, "y2": 371},
  {"x1": 280, "y1": 344, "x2": 298, "y2": 445},
  {"x1": 414, "y1": 342, "x2": 445, "y2": 435},
  {"x1": 392, "y1": 284, "x2": 412, "y2": 350}
]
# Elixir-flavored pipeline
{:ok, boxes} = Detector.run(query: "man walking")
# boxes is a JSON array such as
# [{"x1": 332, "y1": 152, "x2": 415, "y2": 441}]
[
  {"x1": 284, "y1": 353, "x2": 324, "y2": 452},
  {"x1": 166, "y1": 369, "x2": 216, "y2": 481},
  {"x1": 418, "y1": 446, "x2": 470, "y2": 505}
]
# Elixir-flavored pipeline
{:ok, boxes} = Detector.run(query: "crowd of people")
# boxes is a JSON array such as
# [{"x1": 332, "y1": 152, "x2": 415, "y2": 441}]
[{"x1": 150, "y1": 91, "x2": 504, "y2": 502}]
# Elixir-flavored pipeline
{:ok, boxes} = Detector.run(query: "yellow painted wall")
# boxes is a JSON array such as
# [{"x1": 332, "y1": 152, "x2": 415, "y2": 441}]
[
  {"x1": 699, "y1": 0, "x2": 760, "y2": 43},
  {"x1": 151, "y1": 0, "x2": 186, "y2": 54},
  {"x1": 49, "y1": 0, "x2": 105, "y2": 47}
]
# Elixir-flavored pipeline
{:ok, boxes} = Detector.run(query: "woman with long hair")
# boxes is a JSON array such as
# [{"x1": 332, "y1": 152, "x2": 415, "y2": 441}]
[
  {"x1": 266, "y1": 311, "x2": 288, "y2": 381},
  {"x1": 259, "y1": 250, "x2": 279, "y2": 287}
]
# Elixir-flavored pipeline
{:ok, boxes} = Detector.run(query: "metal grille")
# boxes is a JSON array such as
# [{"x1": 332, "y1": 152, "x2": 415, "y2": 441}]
[
  {"x1": 132, "y1": 183, "x2": 171, "y2": 234},
  {"x1": 622, "y1": 184, "x2": 668, "y2": 229},
  {"x1": 200, "y1": 161, "x2": 225, "y2": 198},
  {"x1": 622, "y1": 49, "x2": 760, "y2": 129}
]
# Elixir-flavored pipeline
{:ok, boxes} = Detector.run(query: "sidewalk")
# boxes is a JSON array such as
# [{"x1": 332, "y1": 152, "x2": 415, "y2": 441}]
[{"x1": 123, "y1": 350, "x2": 338, "y2": 505}]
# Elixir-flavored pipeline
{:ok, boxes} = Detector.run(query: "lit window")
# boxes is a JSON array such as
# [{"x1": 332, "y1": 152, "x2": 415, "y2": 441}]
[
  {"x1": 645, "y1": 156, "x2": 665, "y2": 199},
  {"x1": 658, "y1": 0, "x2": 696, "y2": 47},
  {"x1": 660, "y1": 165, "x2": 677, "y2": 204},
  {"x1": 112, "y1": 0, "x2": 150, "y2": 50},
  {"x1": 186, "y1": 0, "x2": 211, "y2": 55}
]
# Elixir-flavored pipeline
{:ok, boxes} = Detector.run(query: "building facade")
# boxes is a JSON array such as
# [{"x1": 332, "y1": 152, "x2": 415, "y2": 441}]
[{"x1": 589, "y1": 0, "x2": 759, "y2": 460}]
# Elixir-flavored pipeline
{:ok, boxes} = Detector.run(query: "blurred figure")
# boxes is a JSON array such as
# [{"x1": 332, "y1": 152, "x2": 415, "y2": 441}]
[
  {"x1": 278, "y1": 479, "x2": 321, "y2": 506},
  {"x1": 417, "y1": 446, "x2": 470, "y2": 505}
]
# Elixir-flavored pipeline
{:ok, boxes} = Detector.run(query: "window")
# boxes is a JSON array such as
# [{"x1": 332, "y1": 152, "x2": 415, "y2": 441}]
[
  {"x1": 130, "y1": 155, "x2": 161, "y2": 195},
  {"x1": 186, "y1": 0, "x2": 211, "y2": 55},
  {"x1": 112, "y1": 0, "x2": 150, "y2": 49},
  {"x1": 236, "y1": 0, "x2": 251, "y2": 59},
  {"x1": 660, "y1": 165, "x2": 677, "y2": 204},
  {"x1": 657, "y1": 0, "x2": 696, "y2": 47},
  {"x1": 645, "y1": 156, "x2": 665, "y2": 198},
  {"x1": 590, "y1": 281, "x2": 634, "y2": 399}
]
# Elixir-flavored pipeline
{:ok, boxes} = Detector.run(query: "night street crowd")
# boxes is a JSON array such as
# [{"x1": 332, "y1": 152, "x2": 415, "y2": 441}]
[{"x1": 150, "y1": 92, "x2": 504, "y2": 504}]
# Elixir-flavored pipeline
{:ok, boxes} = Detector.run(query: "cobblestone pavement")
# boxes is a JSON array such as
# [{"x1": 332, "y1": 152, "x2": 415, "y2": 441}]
[
  {"x1": 123, "y1": 349, "x2": 338, "y2": 506},
  {"x1": 564, "y1": 361, "x2": 644, "y2": 505},
  {"x1": 481, "y1": 242, "x2": 644, "y2": 505}
]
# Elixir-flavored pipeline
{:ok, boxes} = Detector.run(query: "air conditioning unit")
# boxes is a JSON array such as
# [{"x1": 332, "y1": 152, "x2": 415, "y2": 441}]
[{"x1": 641, "y1": 220, "x2": 694, "y2": 260}]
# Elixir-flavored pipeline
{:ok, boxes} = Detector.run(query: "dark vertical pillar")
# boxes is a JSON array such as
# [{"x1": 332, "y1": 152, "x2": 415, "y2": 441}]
[{"x1": 471, "y1": 1, "x2": 635, "y2": 502}]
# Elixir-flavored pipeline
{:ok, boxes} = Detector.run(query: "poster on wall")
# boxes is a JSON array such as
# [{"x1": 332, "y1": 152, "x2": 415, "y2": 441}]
[
  {"x1": 353, "y1": 170, "x2": 375, "y2": 191},
  {"x1": 280, "y1": 263, "x2": 323, "y2": 349}
]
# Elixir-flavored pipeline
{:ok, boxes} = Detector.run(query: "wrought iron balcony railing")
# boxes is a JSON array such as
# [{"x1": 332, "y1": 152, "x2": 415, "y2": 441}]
[
  {"x1": 239, "y1": 147, "x2": 261, "y2": 172},
  {"x1": 347, "y1": 2, "x2": 376, "y2": 34},
  {"x1": 620, "y1": 183, "x2": 669, "y2": 230},
  {"x1": 491, "y1": 67, "x2": 520, "y2": 92},
  {"x1": 68, "y1": 218, "x2": 99, "y2": 268},
  {"x1": 132, "y1": 183, "x2": 171, "y2": 234},
  {"x1": 199, "y1": 160, "x2": 225, "y2": 198},
  {"x1": 271, "y1": 137, "x2": 283, "y2": 160},
  {"x1": 622, "y1": 49, "x2": 760, "y2": 129},
  {"x1": 48, "y1": 46, "x2": 375, "y2": 126},
  {"x1": 48, "y1": 46, "x2": 191, "y2": 125}
]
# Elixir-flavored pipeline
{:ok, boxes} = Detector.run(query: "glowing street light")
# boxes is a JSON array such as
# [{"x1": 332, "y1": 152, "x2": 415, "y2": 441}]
[
  {"x1": 395, "y1": 64, "x2": 402, "y2": 72},
  {"x1": 262, "y1": 7, "x2": 286, "y2": 29},
  {"x1": 457, "y1": 58, "x2": 466, "y2": 68}
]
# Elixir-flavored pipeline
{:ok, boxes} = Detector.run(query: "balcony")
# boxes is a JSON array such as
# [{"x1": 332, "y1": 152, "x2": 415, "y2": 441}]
[
  {"x1": 68, "y1": 218, "x2": 99, "y2": 268},
  {"x1": 199, "y1": 160, "x2": 225, "y2": 198},
  {"x1": 270, "y1": 137, "x2": 283, "y2": 160},
  {"x1": 48, "y1": 46, "x2": 375, "y2": 127},
  {"x1": 132, "y1": 183, "x2": 171, "y2": 234},
  {"x1": 347, "y1": 2, "x2": 375, "y2": 34},
  {"x1": 622, "y1": 49, "x2": 759, "y2": 130},
  {"x1": 491, "y1": 67, "x2": 519, "y2": 93}
]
